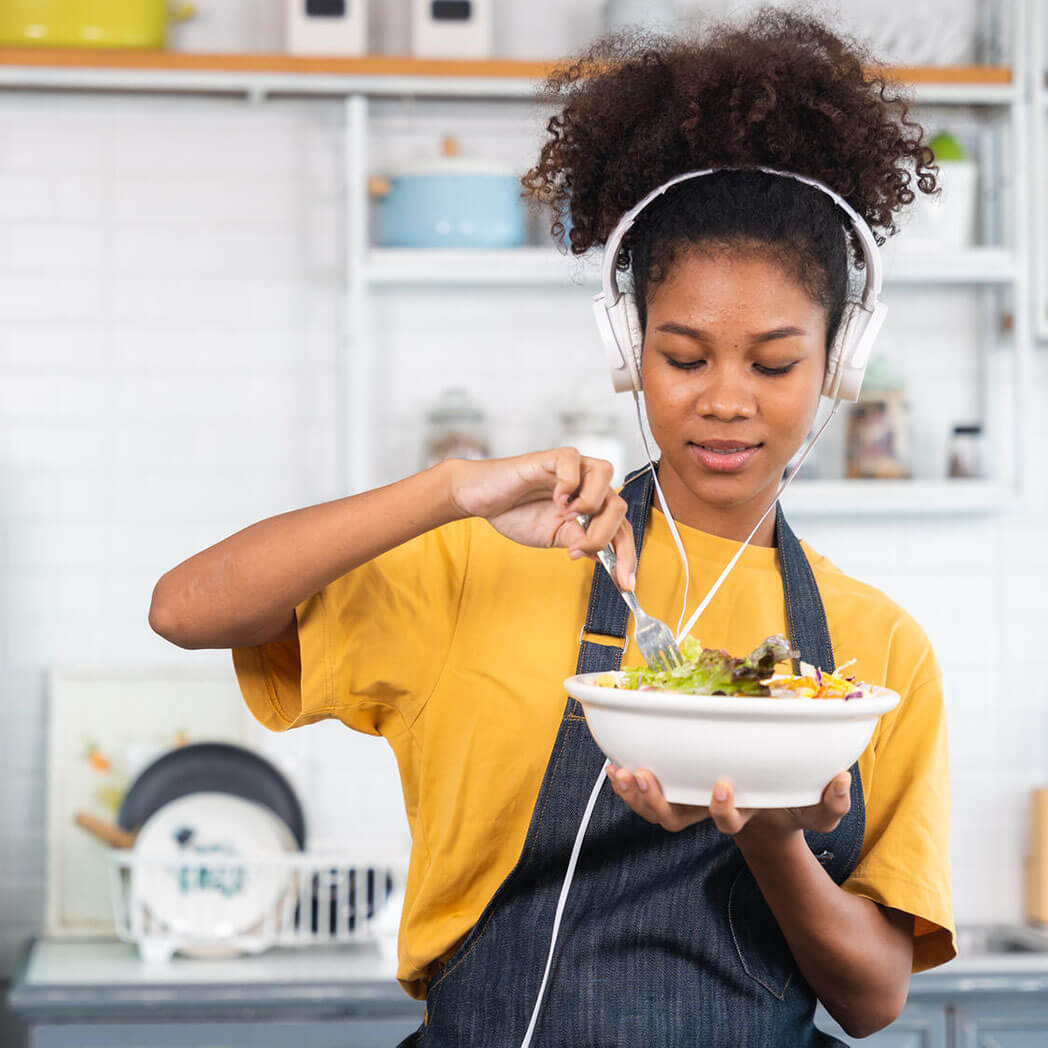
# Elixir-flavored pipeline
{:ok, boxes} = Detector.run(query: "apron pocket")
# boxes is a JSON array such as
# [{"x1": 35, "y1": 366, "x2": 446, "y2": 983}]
[{"x1": 728, "y1": 865, "x2": 798, "y2": 1001}]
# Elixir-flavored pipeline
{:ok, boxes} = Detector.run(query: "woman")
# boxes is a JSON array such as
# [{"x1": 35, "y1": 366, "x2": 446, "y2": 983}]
[{"x1": 150, "y1": 8, "x2": 955, "y2": 1045}]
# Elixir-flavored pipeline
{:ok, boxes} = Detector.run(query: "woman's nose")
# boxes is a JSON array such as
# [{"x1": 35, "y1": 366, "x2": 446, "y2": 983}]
[{"x1": 695, "y1": 371, "x2": 757, "y2": 420}]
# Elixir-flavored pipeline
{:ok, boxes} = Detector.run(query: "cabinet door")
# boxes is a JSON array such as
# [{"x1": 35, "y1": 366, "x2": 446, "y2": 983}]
[
  {"x1": 955, "y1": 998, "x2": 1048, "y2": 1048},
  {"x1": 814, "y1": 1001, "x2": 948, "y2": 1048}
]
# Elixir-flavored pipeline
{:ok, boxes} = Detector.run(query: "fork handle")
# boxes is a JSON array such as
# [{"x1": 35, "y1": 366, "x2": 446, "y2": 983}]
[{"x1": 575, "y1": 514, "x2": 639, "y2": 615}]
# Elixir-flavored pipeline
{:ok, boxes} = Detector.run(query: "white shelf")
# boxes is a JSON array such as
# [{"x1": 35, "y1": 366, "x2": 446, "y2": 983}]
[
  {"x1": 780, "y1": 480, "x2": 1014, "y2": 516},
  {"x1": 881, "y1": 246, "x2": 1019, "y2": 283},
  {"x1": 906, "y1": 83, "x2": 1018, "y2": 106},
  {"x1": 365, "y1": 247, "x2": 595, "y2": 286},
  {"x1": 365, "y1": 246, "x2": 1019, "y2": 287},
  {"x1": 0, "y1": 64, "x2": 544, "y2": 100}
]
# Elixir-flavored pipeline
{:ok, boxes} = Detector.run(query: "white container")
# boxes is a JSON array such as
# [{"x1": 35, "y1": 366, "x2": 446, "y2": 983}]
[
  {"x1": 603, "y1": 0, "x2": 676, "y2": 33},
  {"x1": 901, "y1": 158, "x2": 978, "y2": 250},
  {"x1": 564, "y1": 672, "x2": 899, "y2": 808},
  {"x1": 285, "y1": 0, "x2": 366, "y2": 57},
  {"x1": 412, "y1": 0, "x2": 492, "y2": 59}
]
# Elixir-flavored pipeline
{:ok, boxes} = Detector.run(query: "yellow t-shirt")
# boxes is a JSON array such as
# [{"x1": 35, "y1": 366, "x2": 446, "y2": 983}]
[{"x1": 232, "y1": 506, "x2": 955, "y2": 998}]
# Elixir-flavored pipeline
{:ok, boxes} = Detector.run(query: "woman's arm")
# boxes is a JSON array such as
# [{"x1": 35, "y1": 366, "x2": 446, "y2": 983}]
[
  {"x1": 149, "y1": 462, "x2": 463, "y2": 649},
  {"x1": 733, "y1": 823, "x2": 913, "y2": 1038},
  {"x1": 149, "y1": 449, "x2": 636, "y2": 650},
  {"x1": 608, "y1": 768, "x2": 913, "y2": 1038}
]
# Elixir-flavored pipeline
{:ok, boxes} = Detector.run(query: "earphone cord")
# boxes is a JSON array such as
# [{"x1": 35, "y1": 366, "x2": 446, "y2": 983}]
[
  {"x1": 518, "y1": 387, "x2": 843, "y2": 1048},
  {"x1": 674, "y1": 393, "x2": 841, "y2": 642},
  {"x1": 519, "y1": 754, "x2": 611, "y2": 1048}
]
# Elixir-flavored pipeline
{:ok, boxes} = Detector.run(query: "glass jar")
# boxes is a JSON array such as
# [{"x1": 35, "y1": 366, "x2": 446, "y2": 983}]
[
  {"x1": 559, "y1": 408, "x2": 627, "y2": 486},
  {"x1": 844, "y1": 358, "x2": 911, "y2": 480},
  {"x1": 422, "y1": 388, "x2": 490, "y2": 468},
  {"x1": 947, "y1": 423, "x2": 986, "y2": 479}
]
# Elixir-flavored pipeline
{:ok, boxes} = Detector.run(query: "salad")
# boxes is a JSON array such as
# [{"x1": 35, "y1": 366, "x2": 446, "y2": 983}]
[{"x1": 599, "y1": 634, "x2": 871, "y2": 699}]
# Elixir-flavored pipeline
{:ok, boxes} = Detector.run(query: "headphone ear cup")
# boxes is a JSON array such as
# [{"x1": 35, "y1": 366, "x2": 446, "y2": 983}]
[
  {"x1": 822, "y1": 302, "x2": 858, "y2": 400},
  {"x1": 621, "y1": 292, "x2": 644, "y2": 392},
  {"x1": 824, "y1": 300, "x2": 884, "y2": 402}
]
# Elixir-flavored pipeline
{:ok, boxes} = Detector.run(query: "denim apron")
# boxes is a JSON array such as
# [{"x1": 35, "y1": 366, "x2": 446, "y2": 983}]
[{"x1": 400, "y1": 465, "x2": 864, "y2": 1047}]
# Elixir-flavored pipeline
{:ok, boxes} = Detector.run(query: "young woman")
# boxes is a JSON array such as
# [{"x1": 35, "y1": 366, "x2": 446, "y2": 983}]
[{"x1": 150, "y1": 8, "x2": 955, "y2": 1045}]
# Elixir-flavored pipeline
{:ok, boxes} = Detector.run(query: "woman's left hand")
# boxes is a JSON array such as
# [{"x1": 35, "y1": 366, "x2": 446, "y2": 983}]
[{"x1": 607, "y1": 764, "x2": 852, "y2": 843}]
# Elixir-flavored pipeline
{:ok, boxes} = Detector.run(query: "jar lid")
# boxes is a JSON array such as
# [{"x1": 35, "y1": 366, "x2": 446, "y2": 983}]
[
  {"x1": 559, "y1": 408, "x2": 620, "y2": 434},
  {"x1": 427, "y1": 387, "x2": 485, "y2": 424}
]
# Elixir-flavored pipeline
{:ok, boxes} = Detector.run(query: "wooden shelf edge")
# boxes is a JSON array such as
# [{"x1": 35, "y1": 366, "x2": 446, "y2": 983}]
[{"x1": 0, "y1": 49, "x2": 1014, "y2": 86}]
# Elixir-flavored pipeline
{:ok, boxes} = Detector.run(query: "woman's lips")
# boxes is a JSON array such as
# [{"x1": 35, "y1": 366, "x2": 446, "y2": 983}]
[{"x1": 688, "y1": 441, "x2": 762, "y2": 473}]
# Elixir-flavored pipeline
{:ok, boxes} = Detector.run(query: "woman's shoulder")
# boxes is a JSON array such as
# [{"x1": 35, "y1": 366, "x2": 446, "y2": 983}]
[
  {"x1": 802, "y1": 541, "x2": 913, "y2": 616},
  {"x1": 801, "y1": 542, "x2": 940, "y2": 693}
]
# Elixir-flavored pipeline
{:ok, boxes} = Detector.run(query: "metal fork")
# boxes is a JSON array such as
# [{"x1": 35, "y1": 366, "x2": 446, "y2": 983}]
[{"x1": 576, "y1": 514, "x2": 685, "y2": 672}]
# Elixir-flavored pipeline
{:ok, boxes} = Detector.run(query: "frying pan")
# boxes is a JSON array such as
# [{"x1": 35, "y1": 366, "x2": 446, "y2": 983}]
[{"x1": 116, "y1": 742, "x2": 306, "y2": 849}]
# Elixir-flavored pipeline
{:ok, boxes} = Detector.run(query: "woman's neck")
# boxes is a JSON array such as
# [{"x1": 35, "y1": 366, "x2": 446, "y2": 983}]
[{"x1": 652, "y1": 461, "x2": 780, "y2": 548}]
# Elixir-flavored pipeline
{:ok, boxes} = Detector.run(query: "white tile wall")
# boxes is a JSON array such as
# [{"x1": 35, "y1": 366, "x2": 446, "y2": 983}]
[
  {"x1": 0, "y1": 92, "x2": 346, "y2": 972},
  {"x1": 0, "y1": 0, "x2": 1038, "y2": 977}
]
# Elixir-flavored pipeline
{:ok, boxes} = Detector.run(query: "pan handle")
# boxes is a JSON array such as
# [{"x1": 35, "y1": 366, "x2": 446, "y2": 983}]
[{"x1": 74, "y1": 811, "x2": 138, "y2": 849}]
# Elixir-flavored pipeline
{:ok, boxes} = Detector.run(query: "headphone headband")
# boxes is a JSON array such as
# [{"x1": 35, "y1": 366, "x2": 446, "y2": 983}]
[
  {"x1": 600, "y1": 165, "x2": 883, "y2": 309},
  {"x1": 593, "y1": 165, "x2": 888, "y2": 402}
]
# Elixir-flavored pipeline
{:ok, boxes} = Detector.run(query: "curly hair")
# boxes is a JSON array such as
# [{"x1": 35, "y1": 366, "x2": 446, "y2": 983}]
[{"x1": 521, "y1": 4, "x2": 939, "y2": 347}]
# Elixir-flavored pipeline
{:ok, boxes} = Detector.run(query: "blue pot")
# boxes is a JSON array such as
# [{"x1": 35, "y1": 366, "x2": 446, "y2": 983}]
[{"x1": 373, "y1": 157, "x2": 527, "y2": 249}]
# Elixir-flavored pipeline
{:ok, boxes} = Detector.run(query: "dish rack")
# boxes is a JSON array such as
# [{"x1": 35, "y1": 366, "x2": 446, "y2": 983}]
[{"x1": 105, "y1": 850, "x2": 407, "y2": 963}]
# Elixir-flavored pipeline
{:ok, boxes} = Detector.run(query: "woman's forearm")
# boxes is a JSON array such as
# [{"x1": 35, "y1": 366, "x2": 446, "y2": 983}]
[
  {"x1": 149, "y1": 460, "x2": 463, "y2": 650},
  {"x1": 734, "y1": 827, "x2": 913, "y2": 1038}
]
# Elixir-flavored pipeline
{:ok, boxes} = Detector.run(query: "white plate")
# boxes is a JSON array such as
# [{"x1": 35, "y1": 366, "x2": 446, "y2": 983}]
[
  {"x1": 564, "y1": 674, "x2": 899, "y2": 808},
  {"x1": 132, "y1": 792, "x2": 297, "y2": 949}
]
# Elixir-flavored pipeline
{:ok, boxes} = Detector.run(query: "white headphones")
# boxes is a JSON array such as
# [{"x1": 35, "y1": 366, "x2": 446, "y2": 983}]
[{"x1": 592, "y1": 165, "x2": 888, "y2": 403}]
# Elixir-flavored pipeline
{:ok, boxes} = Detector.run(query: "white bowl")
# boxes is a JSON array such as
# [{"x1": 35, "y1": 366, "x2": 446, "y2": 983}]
[{"x1": 564, "y1": 673, "x2": 900, "y2": 808}]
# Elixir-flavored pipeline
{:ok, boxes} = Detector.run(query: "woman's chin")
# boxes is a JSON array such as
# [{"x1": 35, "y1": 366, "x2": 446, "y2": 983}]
[{"x1": 675, "y1": 461, "x2": 782, "y2": 511}]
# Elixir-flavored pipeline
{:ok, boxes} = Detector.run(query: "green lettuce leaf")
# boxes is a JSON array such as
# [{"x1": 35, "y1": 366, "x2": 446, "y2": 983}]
[{"x1": 615, "y1": 633, "x2": 798, "y2": 696}]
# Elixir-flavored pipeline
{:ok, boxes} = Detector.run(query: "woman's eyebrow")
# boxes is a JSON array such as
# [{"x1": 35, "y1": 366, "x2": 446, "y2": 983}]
[{"x1": 654, "y1": 321, "x2": 807, "y2": 344}]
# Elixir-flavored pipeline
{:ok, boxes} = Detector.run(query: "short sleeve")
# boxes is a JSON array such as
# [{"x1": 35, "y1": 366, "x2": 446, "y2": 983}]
[
  {"x1": 842, "y1": 670, "x2": 956, "y2": 973},
  {"x1": 232, "y1": 517, "x2": 471, "y2": 738}
]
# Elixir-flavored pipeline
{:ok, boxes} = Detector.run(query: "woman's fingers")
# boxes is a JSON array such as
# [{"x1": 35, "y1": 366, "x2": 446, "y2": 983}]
[
  {"x1": 569, "y1": 457, "x2": 615, "y2": 517},
  {"x1": 707, "y1": 781, "x2": 750, "y2": 836},
  {"x1": 807, "y1": 771, "x2": 852, "y2": 832},
  {"x1": 607, "y1": 765, "x2": 709, "y2": 832},
  {"x1": 551, "y1": 446, "x2": 583, "y2": 506},
  {"x1": 557, "y1": 495, "x2": 626, "y2": 561},
  {"x1": 610, "y1": 765, "x2": 851, "y2": 840},
  {"x1": 610, "y1": 517, "x2": 637, "y2": 591},
  {"x1": 569, "y1": 493, "x2": 627, "y2": 558}
]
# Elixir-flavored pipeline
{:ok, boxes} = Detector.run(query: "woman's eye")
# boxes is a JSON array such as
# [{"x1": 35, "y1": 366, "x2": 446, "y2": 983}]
[
  {"x1": 754, "y1": 362, "x2": 799, "y2": 376},
  {"x1": 666, "y1": 357, "x2": 705, "y2": 371}
]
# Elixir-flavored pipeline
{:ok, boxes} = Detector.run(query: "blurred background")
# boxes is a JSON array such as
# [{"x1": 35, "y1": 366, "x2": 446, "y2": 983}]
[{"x1": 0, "y1": 0, "x2": 1047, "y2": 1045}]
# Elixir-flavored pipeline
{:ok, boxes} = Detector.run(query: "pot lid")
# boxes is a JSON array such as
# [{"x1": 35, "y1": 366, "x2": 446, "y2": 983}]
[{"x1": 389, "y1": 135, "x2": 519, "y2": 178}]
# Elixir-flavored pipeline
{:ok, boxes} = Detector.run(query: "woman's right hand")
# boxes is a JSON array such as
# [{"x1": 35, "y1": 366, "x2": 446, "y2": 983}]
[{"x1": 445, "y1": 447, "x2": 637, "y2": 591}]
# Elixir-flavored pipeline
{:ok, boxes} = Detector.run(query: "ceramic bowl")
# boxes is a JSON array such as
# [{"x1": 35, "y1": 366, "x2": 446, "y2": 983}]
[{"x1": 563, "y1": 673, "x2": 900, "y2": 808}]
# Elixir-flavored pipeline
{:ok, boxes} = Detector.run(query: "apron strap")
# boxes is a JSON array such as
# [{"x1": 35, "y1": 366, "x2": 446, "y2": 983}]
[
  {"x1": 774, "y1": 502, "x2": 835, "y2": 674},
  {"x1": 774, "y1": 502, "x2": 863, "y2": 876},
  {"x1": 574, "y1": 465, "x2": 656, "y2": 678}
]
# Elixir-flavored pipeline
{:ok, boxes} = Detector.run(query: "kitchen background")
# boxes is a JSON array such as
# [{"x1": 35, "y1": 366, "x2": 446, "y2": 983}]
[{"x1": 0, "y1": 0, "x2": 1046, "y2": 1042}]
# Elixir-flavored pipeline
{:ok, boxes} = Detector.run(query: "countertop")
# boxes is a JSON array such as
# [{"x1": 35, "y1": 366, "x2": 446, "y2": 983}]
[
  {"x1": 10, "y1": 926, "x2": 1048, "y2": 1022},
  {"x1": 6, "y1": 939, "x2": 425, "y2": 1023}
]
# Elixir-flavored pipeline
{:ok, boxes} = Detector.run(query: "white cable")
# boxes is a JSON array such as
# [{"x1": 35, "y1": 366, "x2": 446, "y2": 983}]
[
  {"x1": 674, "y1": 393, "x2": 842, "y2": 643},
  {"x1": 518, "y1": 387, "x2": 843, "y2": 1048},
  {"x1": 520, "y1": 758, "x2": 611, "y2": 1048},
  {"x1": 631, "y1": 390, "x2": 692, "y2": 638}
]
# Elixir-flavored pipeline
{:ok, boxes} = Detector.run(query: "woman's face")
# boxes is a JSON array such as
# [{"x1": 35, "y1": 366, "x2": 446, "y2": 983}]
[{"x1": 640, "y1": 247, "x2": 828, "y2": 522}]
